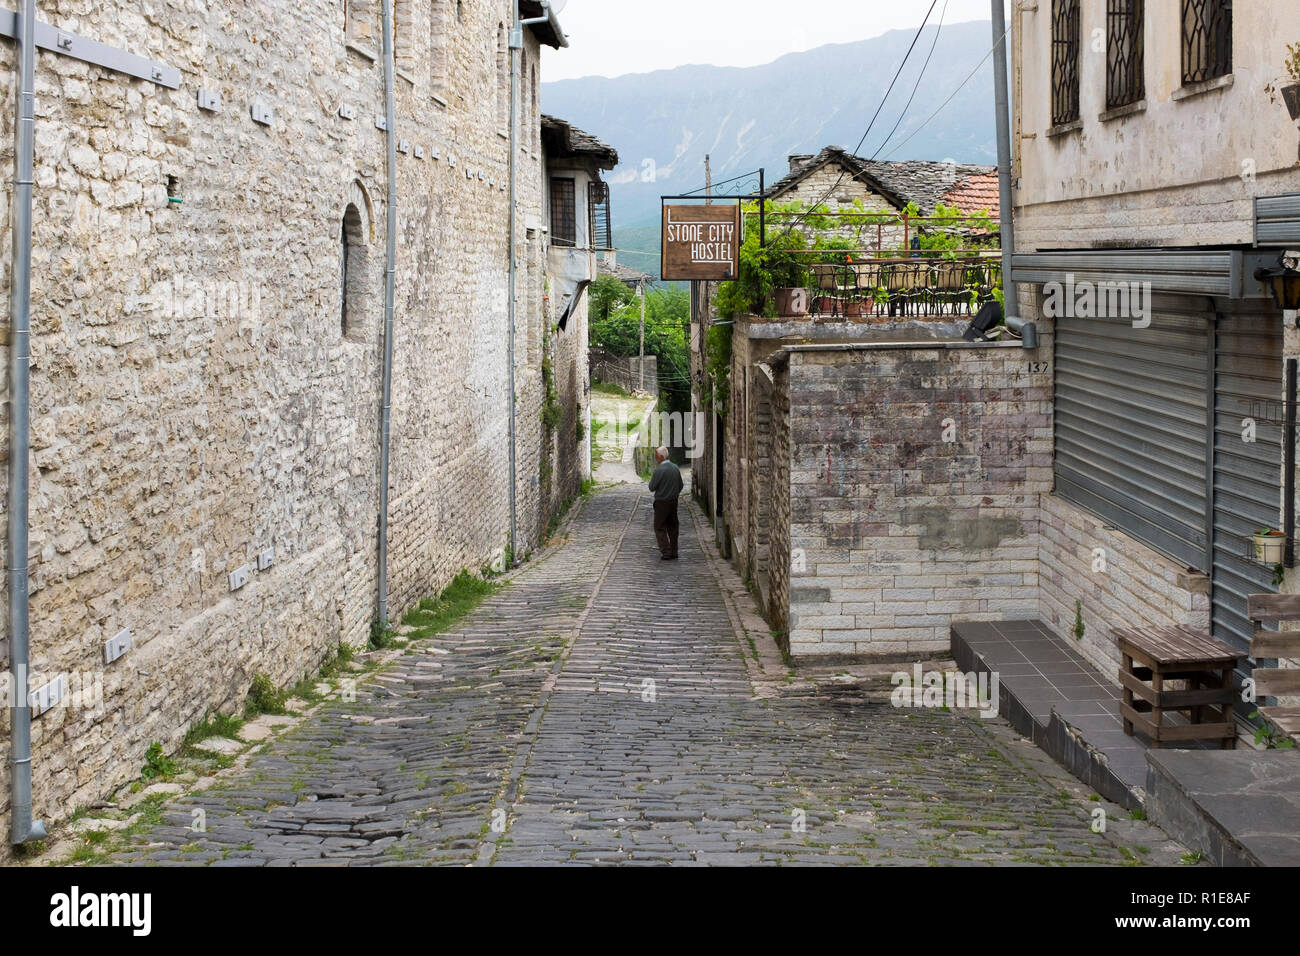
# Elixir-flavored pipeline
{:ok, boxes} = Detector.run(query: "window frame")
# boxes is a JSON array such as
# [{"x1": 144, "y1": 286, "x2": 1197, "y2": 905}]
[
  {"x1": 550, "y1": 177, "x2": 577, "y2": 248},
  {"x1": 1105, "y1": 0, "x2": 1146, "y2": 112}
]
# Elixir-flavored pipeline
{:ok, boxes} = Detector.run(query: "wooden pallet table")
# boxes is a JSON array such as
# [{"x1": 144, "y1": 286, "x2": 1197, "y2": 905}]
[{"x1": 1114, "y1": 625, "x2": 1240, "y2": 749}]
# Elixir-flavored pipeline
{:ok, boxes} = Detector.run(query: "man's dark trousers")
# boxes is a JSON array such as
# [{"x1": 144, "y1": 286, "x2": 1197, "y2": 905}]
[{"x1": 653, "y1": 498, "x2": 679, "y2": 558}]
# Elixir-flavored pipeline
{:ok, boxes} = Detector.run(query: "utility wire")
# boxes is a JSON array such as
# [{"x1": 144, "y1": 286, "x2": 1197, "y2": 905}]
[
  {"x1": 768, "y1": 0, "x2": 939, "y2": 240},
  {"x1": 868, "y1": 0, "x2": 949, "y2": 160},
  {"x1": 880, "y1": 23, "x2": 1011, "y2": 161}
]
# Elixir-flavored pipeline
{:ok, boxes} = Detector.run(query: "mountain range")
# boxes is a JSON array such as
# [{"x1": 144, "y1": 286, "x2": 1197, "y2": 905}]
[{"x1": 542, "y1": 19, "x2": 1002, "y2": 276}]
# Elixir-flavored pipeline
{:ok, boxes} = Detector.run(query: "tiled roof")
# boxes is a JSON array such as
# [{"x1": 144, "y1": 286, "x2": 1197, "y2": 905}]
[
  {"x1": 541, "y1": 115, "x2": 619, "y2": 168},
  {"x1": 767, "y1": 146, "x2": 998, "y2": 217},
  {"x1": 939, "y1": 171, "x2": 1001, "y2": 220}
]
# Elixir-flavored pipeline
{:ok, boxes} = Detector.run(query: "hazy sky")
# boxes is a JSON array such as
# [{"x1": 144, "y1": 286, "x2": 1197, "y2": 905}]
[{"x1": 542, "y1": 0, "x2": 1003, "y2": 82}]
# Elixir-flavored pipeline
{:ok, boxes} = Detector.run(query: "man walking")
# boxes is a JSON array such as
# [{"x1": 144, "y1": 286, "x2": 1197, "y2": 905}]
[{"x1": 648, "y1": 446, "x2": 683, "y2": 560}]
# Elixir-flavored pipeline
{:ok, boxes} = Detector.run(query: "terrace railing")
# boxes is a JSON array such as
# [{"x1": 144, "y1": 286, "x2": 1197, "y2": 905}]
[{"x1": 798, "y1": 253, "x2": 1002, "y2": 318}]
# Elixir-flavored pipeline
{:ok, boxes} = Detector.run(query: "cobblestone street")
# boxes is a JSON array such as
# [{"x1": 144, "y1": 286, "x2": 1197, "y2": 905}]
[{"x1": 90, "y1": 485, "x2": 1183, "y2": 867}]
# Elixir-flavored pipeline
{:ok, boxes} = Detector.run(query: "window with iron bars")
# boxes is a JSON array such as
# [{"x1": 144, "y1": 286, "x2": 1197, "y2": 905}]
[
  {"x1": 1051, "y1": 0, "x2": 1081, "y2": 126},
  {"x1": 1106, "y1": 0, "x2": 1145, "y2": 110},
  {"x1": 551, "y1": 177, "x2": 576, "y2": 247},
  {"x1": 1182, "y1": 0, "x2": 1231, "y2": 85},
  {"x1": 589, "y1": 181, "x2": 613, "y2": 252}
]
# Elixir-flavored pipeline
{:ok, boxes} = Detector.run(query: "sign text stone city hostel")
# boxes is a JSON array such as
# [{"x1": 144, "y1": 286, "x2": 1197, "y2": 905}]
[{"x1": 661, "y1": 204, "x2": 742, "y2": 281}]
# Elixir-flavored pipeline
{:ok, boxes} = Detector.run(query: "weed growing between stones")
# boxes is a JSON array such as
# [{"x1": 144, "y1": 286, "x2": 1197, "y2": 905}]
[
  {"x1": 245, "y1": 673, "x2": 288, "y2": 718},
  {"x1": 401, "y1": 571, "x2": 503, "y2": 640},
  {"x1": 182, "y1": 712, "x2": 244, "y2": 751},
  {"x1": 140, "y1": 742, "x2": 177, "y2": 781}
]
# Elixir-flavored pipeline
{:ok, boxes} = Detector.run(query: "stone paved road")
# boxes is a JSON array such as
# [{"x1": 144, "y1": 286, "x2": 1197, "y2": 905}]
[{"x1": 98, "y1": 485, "x2": 1176, "y2": 866}]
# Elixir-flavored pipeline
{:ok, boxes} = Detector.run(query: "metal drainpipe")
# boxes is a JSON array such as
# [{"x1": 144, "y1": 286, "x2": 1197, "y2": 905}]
[
  {"x1": 8, "y1": 0, "x2": 45, "y2": 845},
  {"x1": 991, "y1": 0, "x2": 1014, "y2": 302},
  {"x1": 376, "y1": 0, "x2": 399, "y2": 626},
  {"x1": 507, "y1": 0, "x2": 521, "y2": 566}
]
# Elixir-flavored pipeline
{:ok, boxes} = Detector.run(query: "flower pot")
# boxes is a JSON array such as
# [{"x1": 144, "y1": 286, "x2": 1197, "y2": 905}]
[
  {"x1": 1254, "y1": 532, "x2": 1287, "y2": 564},
  {"x1": 774, "y1": 287, "x2": 809, "y2": 317},
  {"x1": 843, "y1": 300, "x2": 867, "y2": 318},
  {"x1": 1284, "y1": 83, "x2": 1300, "y2": 121},
  {"x1": 811, "y1": 296, "x2": 836, "y2": 315}
]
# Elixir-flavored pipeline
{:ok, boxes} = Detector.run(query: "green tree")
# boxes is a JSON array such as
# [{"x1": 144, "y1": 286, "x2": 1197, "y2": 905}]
[
  {"x1": 588, "y1": 274, "x2": 636, "y2": 322},
  {"x1": 589, "y1": 286, "x2": 691, "y2": 415}
]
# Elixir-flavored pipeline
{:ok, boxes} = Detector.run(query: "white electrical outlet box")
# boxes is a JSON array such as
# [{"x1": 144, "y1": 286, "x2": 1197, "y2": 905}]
[
  {"x1": 198, "y1": 88, "x2": 222, "y2": 112},
  {"x1": 250, "y1": 101, "x2": 274, "y2": 126},
  {"x1": 104, "y1": 628, "x2": 132, "y2": 665},
  {"x1": 414, "y1": 144, "x2": 426, "y2": 159},
  {"x1": 229, "y1": 564, "x2": 251, "y2": 591},
  {"x1": 338, "y1": 103, "x2": 356, "y2": 120},
  {"x1": 374, "y1": 114, "x2": 388, "y2": 131},
  {"x1": 29, "y1": 675, "x2": 65, "y2": 718},
  {"x1": 258, "y1": 547, "x2": 275, "y2": 571}
]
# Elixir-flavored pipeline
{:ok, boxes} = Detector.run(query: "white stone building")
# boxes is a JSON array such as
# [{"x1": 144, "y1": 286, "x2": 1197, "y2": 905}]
[
  {"x1": 0, "y1": 0, "x2": 593, "y2": 848},
  {"x1": 1010, "y1": 0, "x2": 1300, "y2": 675}
]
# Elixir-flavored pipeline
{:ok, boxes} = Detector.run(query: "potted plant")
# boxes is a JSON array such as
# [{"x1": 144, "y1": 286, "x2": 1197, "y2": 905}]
[
  {"x1": 1276, "y1": 42, "x2": 1300, "y2": 119},
  {"x1": 768, "y1": 244, "x2": 810, "y2": 317},
  {"x1": 1253, "y1": 527, "x2": 1287, "y2": 564}
]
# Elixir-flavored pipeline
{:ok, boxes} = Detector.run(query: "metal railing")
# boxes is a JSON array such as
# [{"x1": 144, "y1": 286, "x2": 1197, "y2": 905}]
[
  {"x1": 796, "y1": 255, "x2": 1002, "y2": 318},
  {"x1": 1181, "y1": 0, "x2": 1231, "y2": 85},
  {"x1": 1106, "y1": 0, "x2": 1145, "y2": 110},
  {"x1": 1051, "y1": 0, "x2": 1081, "y2": 125}
]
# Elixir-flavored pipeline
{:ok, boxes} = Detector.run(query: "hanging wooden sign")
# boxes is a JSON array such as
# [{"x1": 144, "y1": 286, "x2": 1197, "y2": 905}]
[{"x1": 661, "y1": 204, "x2": 742, "y2": 281}]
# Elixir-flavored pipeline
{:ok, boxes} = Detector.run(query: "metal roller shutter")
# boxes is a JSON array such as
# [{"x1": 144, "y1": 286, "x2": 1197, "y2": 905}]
[
  {"x1": 1211, "y1": 307, "x2": 1283, "y2": 653},
  {"x1": 1054, "y1": 294, "x2": 1212, "y2": 570}
]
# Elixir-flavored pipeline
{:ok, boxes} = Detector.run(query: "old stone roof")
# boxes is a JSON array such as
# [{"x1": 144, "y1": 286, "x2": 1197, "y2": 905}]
[
  {"x1": 766, "y1": 146, "x2": 999, "y2": 218},
  {"x1": 598, "y1": 259, "x2": 654, "y2": 287},
  {"x1": 541, "y1": 115, "x2": 619, "y2": 169},
  {"x1": 520, "y1": 1, "x2": 568, "y2": 49}
]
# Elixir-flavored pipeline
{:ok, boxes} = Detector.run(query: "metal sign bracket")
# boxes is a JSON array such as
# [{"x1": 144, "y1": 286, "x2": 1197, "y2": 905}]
[{"x1": 0, "y1": 9, "x2": 181, "y2": 88}]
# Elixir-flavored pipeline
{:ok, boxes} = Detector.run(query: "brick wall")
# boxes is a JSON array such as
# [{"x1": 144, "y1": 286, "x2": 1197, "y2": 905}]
[
  {"x1": 783, "y1": 342, "x2": 1051, "y2": 661},
  {"x1": 0, "y1": 1, "x2": 559, "y2": 849}
]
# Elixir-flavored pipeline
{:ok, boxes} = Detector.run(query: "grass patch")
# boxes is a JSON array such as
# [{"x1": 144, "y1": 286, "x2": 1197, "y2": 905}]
[
  {"x1": 591, "y1": 380, "x2": 634, "y2": 397},
  {"x1": 140, "y1": 742, "x2": 177, "y2": 781},
  {"x1": 369, "y1": 619, "x2": 398, "y2": 650},
  {"x1": 245, "y1": 673, "x2": 288, "y2": 719},
  {"x1": 401, "y1": 571, "x2": 503, "y2": 640},
  {"x1": 182, "y1": 712, "x2": 244, "y2": 752}
]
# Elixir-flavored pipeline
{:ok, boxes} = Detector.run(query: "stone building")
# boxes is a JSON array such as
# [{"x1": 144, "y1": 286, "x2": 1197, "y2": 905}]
[
  {"x1": 766, "y1": 147, "x2": 1000, "y2": 251},
  {"x1": 539, "y1": 114, "x2": 618, "y2": 522},
  {"x1": 1010, "y1": 0, "x2": 1300, "y2": 677},
  {"x1": 700, "y1": 0, "x2": 1300, "y2": 702},
  {"x1": 0, "y1": 1, "x2": 598, "y2": 849}
]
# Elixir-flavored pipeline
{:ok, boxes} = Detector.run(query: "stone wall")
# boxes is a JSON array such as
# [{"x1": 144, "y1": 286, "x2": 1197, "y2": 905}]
[
  {"x1": 0, "y1": 1, "x2": 559, "y2": 850},
  {"x1": 590, "y1": 348, "x2": 657, "y2": 398},
  {"x1": 770, "y1": 161, "x2": 906, "y2": 251},
  {"x1": 783, "y1": 342, "x2": 1051, "y2": 661}
]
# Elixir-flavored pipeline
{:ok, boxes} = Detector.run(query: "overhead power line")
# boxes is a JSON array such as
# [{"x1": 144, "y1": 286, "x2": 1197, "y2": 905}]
[
  {"x1": 869, "y1": 0, "x2": 949, "y2": 161},
  {"x1": 880, "y1": 22, "x2": 1011, "y2": 161}
]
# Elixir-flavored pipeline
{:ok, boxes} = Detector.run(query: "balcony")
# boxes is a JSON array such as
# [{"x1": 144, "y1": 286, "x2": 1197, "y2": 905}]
[{"x1": 727, "y1": 207, "x2": 1002, "y2": 321}]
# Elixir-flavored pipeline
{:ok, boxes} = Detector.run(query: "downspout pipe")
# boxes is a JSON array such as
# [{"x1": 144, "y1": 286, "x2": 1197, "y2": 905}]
[
  {"x1": 8, "y1": 0, "x2": 45, "y2": 845},
  {"x1": 507, "y1": 1, "x2": 521, "y2": 566},
  {"x1": 376, "y1": 0, "x2": 399, "y2": 626},
  {"x1": 990, "y1": 0, "x2": 1034, "y2": 348}
]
